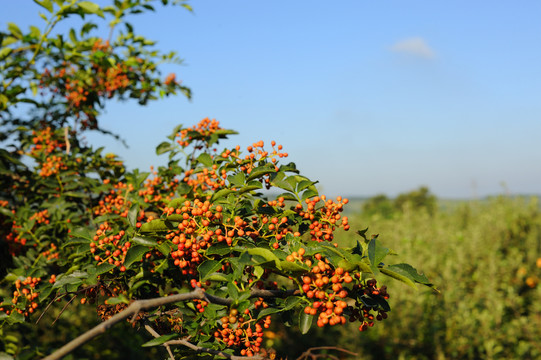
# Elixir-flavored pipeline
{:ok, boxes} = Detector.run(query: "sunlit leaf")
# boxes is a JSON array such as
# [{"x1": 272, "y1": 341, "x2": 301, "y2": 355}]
[{"x1": 142, "y1": 334, "x2": 178, "y2": 347}]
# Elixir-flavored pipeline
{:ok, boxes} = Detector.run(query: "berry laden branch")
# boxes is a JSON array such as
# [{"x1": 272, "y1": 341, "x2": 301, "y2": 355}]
[{"x1": 42, "y1": 287, "x2": 299, "y2": 360}]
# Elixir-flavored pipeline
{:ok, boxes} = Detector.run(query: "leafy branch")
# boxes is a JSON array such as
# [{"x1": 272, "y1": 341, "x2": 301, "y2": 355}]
[{"x1": 41, "y1": 287, "x2": 301, "y2": 360}]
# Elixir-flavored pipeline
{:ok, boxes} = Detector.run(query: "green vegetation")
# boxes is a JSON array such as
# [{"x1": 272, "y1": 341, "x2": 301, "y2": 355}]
[
  {"x1": 284, "y1": 193, "x2": 541, "y2": 360},
  {"x1": 361, "y1": 186, "x2": 437, "y2": 218}
]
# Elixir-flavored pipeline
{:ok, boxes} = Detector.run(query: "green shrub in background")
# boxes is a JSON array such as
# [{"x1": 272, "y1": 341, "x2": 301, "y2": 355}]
[
  {"x1": 309, "y1": 195, "x2": 540, "y2": 360},
  {"x1": 362, "y1": 186, "x2": 437, "y2": 219}
]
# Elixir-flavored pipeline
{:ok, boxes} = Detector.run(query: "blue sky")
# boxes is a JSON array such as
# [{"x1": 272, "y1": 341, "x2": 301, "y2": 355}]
[{"x1": 2, "y1": 1, "x2": 540, "y2": 198}]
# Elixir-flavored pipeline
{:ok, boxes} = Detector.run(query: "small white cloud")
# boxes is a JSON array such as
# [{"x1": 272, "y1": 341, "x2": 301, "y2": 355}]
[{"x1": 391, "y1": 37, "x2": 436, "y2": 59}]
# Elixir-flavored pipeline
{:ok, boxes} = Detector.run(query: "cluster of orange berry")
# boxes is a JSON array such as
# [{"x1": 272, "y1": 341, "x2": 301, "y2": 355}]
[
  {"x1": 139, "y1": 170, "x2": 180, "y2": 204},
  {"x1": 164, "y1": 201, "x2": 224, "y2": 273},
  {"x1": 93, "y1": 181, "x2": 134, "y2": 217},
  {"x1": 39, "y1": 155, "x2": 68, "y2": 177},
  {"x1": 41, "y1": 242, "x2": 59, "y2": 261},
  {"x1": 27, "y1": 127, "x2": 69, "y2": 177},
  {"x1": 298, "y1": 255, "x2": 391, "y2": 332},
  {"x1": 176, "y1": 117, "x2": 221, "y2": 148},
  {"x1": 301, "y1": 258, "x2": 352, "y2": 327},
  {"x1": 0, "y1": 203, "x2": 22, "y2": 253},
  {"x1": 213, "y1": 308, "x2": 270, "y2": 357},
  {"x1": 294, "y1": 196, "x2": 350, "y2": 242},
  {"x1": 28, "y1": 127, "x2": 65, "y2": 156},
  {"x1": 242, "y1": 140, "x2": 288, "y2": 175},
  {"x1": 164, "y1": 73, "x2": 177, "y2": 86},
  {"x1": 0, "y1": 277, "x2": 41, "y2": 317},
  {"x1": 29, "y1": 209, "x2": 49, "y2": 224},
  {"x1": 39, "y1": 39, "x2": 135, "y2": 128},
  {"x1": 181, "y1": 165, "x2": 226, "y2": 193},
  {"x1": 90, "y1": 222, "x2": 131, "y2": 271},
  {"x1": 3, "y1": 207, "x2": 42, "y2": 253}
]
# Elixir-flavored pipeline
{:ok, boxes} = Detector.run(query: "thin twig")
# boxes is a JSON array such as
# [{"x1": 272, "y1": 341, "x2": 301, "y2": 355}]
[
  {"x1": 36, "y1": 284, "x2": 98, "y2": 325},
  {"x1": 42, "y1": 288, "x2": 206, "y2": 360},
  {"x1": 52, "y1": 294, "x2": 77, "y2": 325},
  {"x1": 35, "y1": 292, "x2": 68, "y2": 325},
  {"x1": 144, "y1": 324, "x2": 175, "y2": 360},
  {"x1": 41, "y1": 287, "x2": 301, "y2": 360},
  {"x1": 64, "y1": 126, "x2": 70, "y2": 154}
]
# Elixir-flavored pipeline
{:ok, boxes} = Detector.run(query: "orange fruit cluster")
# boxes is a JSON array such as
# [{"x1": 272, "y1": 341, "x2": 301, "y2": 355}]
[
  {"x1": 0, "y1": 277, "x2": 41, "y2": 317},
  {"x1": 90, "y1": 222, "x2": 130, "y2": 271},
  {"x1": 29, "y1": 209, "x2": 49, "y2": 224},
  {"x1": 294, "y1": 196, "x2": 350, "y2": 242},
  {"x1": 214, "y1": 308, "x2": 270, "y2": 357},
  {"x1": 301, "y1": 259, "x2": 351, "y2": 327},
  {"x1": 93, "y1": 182, "x2": 134, "y2": 217},
  {"x1": 176, "y1": 117, "x2": 221, "y2": 148}
]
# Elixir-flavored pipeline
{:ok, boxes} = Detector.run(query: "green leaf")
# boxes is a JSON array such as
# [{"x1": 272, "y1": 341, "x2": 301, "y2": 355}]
[
  {"x1": 140, "y1": 219, "x2": 178, "y2": 233},
  {"x1": 5, "y1": 310, "x2": 24, "y2": 325},
  {"x1": 198, "y1": 260, "x2": 222, "y2": 281},
  {"x1": 244, "y1": 248, "x2": 281, "y2": 270},
  {"x1": 227, "y1": 172, "x2": 245, "y2": 187},
  {"x1": 78, "y1": 1, "x2": 104, "y2": 17},
  {"x1": 301, "y1": 188, "x2": 319, "y2": 202},
  {"x1": 141, "y1": 334, "x2": 177, "y2": 347},
  {"x1": 206, "y1": 243, "x2": 233, "y2": 256},
  {"x1": 238, "y1": 181, "x2": 263, "y2": 194},
  {"x1": 196, "y1": 153, "x2": 213, "y2": 167},
  {"x1": 383, "y1": 263, "x2": 436, "y2": 290},
  {"x1": 338, "y1": 255, "x2": 372, "y2": 273},
  {"x1": 246, "y1": 163, "x2": 276, "y2": 182},
  {"x1": 132, "y1": 236, "x2": 158, "y2": 246},
  {"x1": 166, "y1": 197, "x2": 187, "y2": 209},
  {"x1": 253, "y1": 265, "x2": 264, "y2": 279},
  {"x1": 279, "y1": 260, "x2": 309, "y2": 273},
  {"x1": 53, "y1": 271, "x2": 88, "y2": 288},
  {"x1": 257, "y1": 307, "x2": 282, "y2": 320},
  {"x1": 61, "y1": 237, "x2": 91, "y2": 248},
  {"x1": 299, "y1": 311, "x2": 313, "y2": 334},
  {"x1": 95, "y1": 263, "x2": 116, "y2": 275},
  {"x1": 271, "y1": 176, "x2": 294, "y2": 192},
  {"x1": 106, "y1": 294, "x2": 129, "y2": 305},
  {"x1": 123, "y1": 245, "x2": 149, "y2": 268},
  {"x1": 211, "y1": 188, "x2": 235, "y2": 202},
  {"x1": 0, "y1": 47, "x2": 12, "y2": 60},
  {"x1": 156, "y1": 243, "x2": 171, "y2": 256},
  {"x1": 176, "y1": 182, "x2": 192, "y2": 196},
  {"x1": 156, "y1": 141, "x2": 174, "y2": 155},
  {"x1": 297, "y1": 179, "x2": 317, "y2": 192},
  {"x1": 206, "y1": 273, "x2": 230, "y2": 282},
  {"x1": 368, "y1": 237, "x2": 389, "y2": 267},
  {"x1": 283, "y1": 296, "x2": 303, "y2": 311},
  {"x1": 379, "y1": 268, "x2": 417, "y2": 289},
  {"x1": 81, "y1": 22, "x2": 97, "y2": 35},
  {"x1": 33, "y1": 0, "x2": 53, "y2": 13},
  {"x1": 69, "y1": 227, "x2": 94, "y2": 241},
  {"x1": 39, "y1": 284, "x2": 54, "y2": 302},
  {"x1": 7, "y1": 23, "x2": 22, "y2": 39},
  {"x1": 227, "y1": 282, "x2": 239, "y2": 301},
  {"x1": 69, "y1": 28, "x2": 77, "y2": 42},
  {"x1": 127, "y1": 204, "x2": 139, "y2": 227},
  {"x1": 0, "y1": 94, "x2": 8, "y2": 110}
]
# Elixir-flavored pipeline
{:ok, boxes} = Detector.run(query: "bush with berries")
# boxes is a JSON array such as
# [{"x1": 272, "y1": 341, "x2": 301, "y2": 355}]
[{"x1": 0, "y1": 1, "x2": 434, "y2": 359}]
